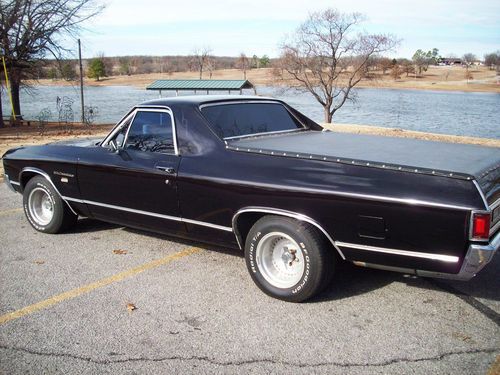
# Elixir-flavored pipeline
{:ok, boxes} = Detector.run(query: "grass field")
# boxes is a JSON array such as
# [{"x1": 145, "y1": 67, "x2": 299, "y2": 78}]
[{"x1": 33, "y1": 65, "x2": 500, "y2": 93}]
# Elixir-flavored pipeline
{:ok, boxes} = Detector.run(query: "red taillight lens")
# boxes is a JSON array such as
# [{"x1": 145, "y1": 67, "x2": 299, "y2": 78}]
[{"x1": 472, "y1": 213, "x2": 490, "y2": 240}]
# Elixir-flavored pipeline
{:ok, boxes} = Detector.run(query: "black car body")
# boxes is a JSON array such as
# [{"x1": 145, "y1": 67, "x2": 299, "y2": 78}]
[{"x1": 3, "y1": 96, "x2": 499, "y2": 301}]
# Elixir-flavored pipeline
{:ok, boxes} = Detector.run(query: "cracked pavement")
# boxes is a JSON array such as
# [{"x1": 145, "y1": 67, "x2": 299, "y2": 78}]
[{"x1": 0, "y1": 184, "x2": 498, "y2": 374}]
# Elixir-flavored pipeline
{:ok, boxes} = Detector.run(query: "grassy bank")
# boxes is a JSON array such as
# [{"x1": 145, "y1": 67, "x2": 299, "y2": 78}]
[
  {"x1": 33, "y1": 65, "x2": 500, "y2": 93},
  {"x1": 323, "y1": 123, "x2": 500, "y2": 148}
]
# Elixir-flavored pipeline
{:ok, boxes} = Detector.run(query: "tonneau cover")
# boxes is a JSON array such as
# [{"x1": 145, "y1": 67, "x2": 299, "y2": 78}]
[{"x1": 229, "y1": 131, "x2": 500, "y2": 189}]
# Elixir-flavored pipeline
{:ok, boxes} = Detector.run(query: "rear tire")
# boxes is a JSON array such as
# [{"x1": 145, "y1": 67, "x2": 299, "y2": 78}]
[
  {"x1": 23, "y1": 176, "x2": 77, "y2": 234},
  {"x1": 244, "y1": 215, "x2": 335, "y2": 302}
]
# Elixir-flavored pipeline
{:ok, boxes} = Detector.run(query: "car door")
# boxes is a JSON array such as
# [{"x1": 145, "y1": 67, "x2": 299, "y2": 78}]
[{"x1": 77, "y1": 108, "x2": 184, "y2": 234}]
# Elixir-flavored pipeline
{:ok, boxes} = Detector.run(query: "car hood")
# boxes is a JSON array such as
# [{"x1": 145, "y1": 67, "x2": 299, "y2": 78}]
[{"x1": 49, "y1": 137, "x2": 103, "y2": 147}]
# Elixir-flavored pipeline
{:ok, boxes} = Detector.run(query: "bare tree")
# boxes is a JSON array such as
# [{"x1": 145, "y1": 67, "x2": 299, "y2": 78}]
[
  {"x1": 190, "y1": 47, "x2": 212, "y2": 79},
  {"x1": 236, "y1": 53, "x2": 249, "y2": 79},
  {"x1": 205, "y1": 56, "x2": 216, "y2": 79},
  {"x1": 0, "y1": 0, "x2": 104, "y2": 119},
  {"x1": 462, "y1": 53, "x2": 477, "y2": 66},
  {"x1": 484, "y1": 51, "x2": 499, "y2": 70},
  {"x1": 377, "y1": 57, "x2": 393, "y2": 75},
  {"x1": 399, "y1": 58, "x2": 415, "y2": 77},
  {"x1": 390, "y1": 64, "x2": 401, "y2": 80},
  {"x1": 274, "y1": 9, "x2": 398, "y2": 123},
  {"x1": 462, "y1": 53, "x2": 476, "y2": 84}
]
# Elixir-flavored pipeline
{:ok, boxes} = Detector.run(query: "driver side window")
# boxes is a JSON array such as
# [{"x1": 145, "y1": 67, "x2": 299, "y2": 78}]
[{"x1": 124, "y1": 110, "x2": 175, "y2": 154}]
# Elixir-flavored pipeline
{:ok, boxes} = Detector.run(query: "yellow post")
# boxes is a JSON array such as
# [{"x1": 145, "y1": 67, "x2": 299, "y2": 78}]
[{"x1": 2, "y1": 56, "x2": 17, "y2": 120}]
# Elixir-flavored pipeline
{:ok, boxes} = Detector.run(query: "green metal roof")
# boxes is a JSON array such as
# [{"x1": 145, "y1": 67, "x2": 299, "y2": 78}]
[{"x1": 146, "y1": 79, "x2": 254, "y2": 91}]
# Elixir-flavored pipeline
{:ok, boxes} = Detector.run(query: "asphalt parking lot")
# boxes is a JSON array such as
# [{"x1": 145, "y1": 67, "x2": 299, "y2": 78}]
[{"x1": 0, "y1": 183, "x2": 498, "y2": 374}]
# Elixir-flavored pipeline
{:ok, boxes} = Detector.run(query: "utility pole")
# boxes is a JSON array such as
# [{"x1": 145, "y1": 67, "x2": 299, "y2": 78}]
[{"x1": 78, "y1": 39, "x2": 85, "y2": 123}]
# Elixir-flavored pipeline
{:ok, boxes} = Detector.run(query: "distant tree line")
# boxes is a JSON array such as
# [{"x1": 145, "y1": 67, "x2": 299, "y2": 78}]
[
  {"x1": 37, "y1": 53, "x2": 274, "y2": 81},
  {"x1": 18, "y1": 48, "x2": 500, "y2": 85}
]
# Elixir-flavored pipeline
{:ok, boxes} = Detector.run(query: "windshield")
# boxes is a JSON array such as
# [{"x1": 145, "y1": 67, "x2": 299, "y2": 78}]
[{"x1": 201, "y1": 102, "x2": 305, "y2": 139}]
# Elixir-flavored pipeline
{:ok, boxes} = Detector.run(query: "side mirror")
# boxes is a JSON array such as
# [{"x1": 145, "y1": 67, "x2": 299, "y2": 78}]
[{"x1": 109, "y1": 139, "x2": 118, "y2": 152}]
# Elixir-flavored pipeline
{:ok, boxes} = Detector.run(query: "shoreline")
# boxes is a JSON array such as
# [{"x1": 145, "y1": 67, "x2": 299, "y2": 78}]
[
  {"x1": 27, "y1": 66, "x2": 500, "y2": 94},
  {"x1": 28, "y1": 81, "x2": 500, "y2": 95},
  {"x1": 322, "y1": 123, "x2": 500, "y2": 148}
]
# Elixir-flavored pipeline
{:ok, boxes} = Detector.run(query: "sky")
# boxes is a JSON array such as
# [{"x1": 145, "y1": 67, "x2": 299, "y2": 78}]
[{"x1": 75, "y1": 0, "x2": 500, "y2": 59}]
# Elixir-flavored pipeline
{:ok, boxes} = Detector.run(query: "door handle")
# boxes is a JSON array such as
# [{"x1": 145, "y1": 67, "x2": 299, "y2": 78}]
[{"x1": 156, "y1": 166, "x2": 176, "y2": 174}]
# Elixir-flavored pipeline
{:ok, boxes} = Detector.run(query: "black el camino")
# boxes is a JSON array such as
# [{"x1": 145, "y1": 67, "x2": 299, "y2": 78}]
[{"x1": 2, "y1": 96, "x2": 499, "y2": 301}]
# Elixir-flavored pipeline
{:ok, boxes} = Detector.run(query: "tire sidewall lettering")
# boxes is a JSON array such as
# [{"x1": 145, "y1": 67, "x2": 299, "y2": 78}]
[
  {"x1": 248, "y1": 227, "x2": 312, "y2": 294},
  {"x1": 248, "y1": 231, "x2": 261, "y2": 273}
]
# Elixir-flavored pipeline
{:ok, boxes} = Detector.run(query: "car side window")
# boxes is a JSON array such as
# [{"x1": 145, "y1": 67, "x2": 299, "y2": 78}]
[{"x1": 124, "y1": 111, "x2": 174, "y2": 153}]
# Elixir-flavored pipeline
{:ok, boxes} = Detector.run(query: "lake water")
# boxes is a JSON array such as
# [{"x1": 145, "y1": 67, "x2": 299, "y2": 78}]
[{"x1": 1, "y1": 85, "x2": 499, "y2": 139}]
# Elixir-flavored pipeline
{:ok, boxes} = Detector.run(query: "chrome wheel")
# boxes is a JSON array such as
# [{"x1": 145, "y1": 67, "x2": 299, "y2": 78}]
[
  {"x1": 28, "y1": 187, "x2": 54, "y2": 226},
  {"x1": 255, "y1": 232, "x2": 305, "y2": 289}
]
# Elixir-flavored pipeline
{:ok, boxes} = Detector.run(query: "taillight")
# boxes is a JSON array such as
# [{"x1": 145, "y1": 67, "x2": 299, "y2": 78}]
[{"x1": 471, "y1": 213, "x2": 490, "y2": 240}]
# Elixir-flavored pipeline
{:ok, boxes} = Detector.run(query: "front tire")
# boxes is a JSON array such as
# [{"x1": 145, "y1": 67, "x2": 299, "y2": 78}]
[
  {"x1": 245, "y1": 215, "x2": 335, "y2": 302},
  {"x1": 23, "y1": 176, "x2": 77, "y2": 233}
]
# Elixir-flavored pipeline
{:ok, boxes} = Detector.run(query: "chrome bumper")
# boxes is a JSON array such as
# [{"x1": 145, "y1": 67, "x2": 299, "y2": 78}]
[{"x1": 418, "y1": 230, "x2": 499, "y2": 281}]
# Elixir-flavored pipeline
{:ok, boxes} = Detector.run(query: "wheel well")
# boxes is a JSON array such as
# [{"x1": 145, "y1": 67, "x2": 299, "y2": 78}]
[
  {"x1": 233, "y1": 209, "x2": 344, "y2": 259},
  {"x1": 234, "y1": 212, "x2": 267, "y2": 247},
  {"x1": 20, "y1": 171, "x2": 39, "y2": 191}
]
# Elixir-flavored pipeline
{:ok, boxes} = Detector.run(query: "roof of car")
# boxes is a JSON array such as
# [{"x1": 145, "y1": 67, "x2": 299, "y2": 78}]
[{"x1": 138, "y1": 95, "x2": 279, "y2": 108}]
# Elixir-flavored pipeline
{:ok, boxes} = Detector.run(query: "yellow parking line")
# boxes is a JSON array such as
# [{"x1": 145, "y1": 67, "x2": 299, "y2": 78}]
[
  {"x1": 0, "y1": 208, "x2": 23, "y2": 216},
  {"x1": 0, "y1": 247, "x2": 200, "y2": 325}
]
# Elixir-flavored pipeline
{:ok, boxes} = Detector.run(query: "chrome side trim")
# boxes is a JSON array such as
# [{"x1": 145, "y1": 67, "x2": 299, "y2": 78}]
[
  {"x1": 224, "y1": 129, "x2": 305, "y2": 141},
  {"x1": 19, "y1": 167, "x2": 78, "y2": 216},
  {"x1": 181, "y1": 174, "x2": 474, "y2": 211},
  {"x1": 336, "y1": 241, "x2": 460, "y2": 263},
  {"x1": 491, "y1": 198, "x2": 500, "y2": 210},
  {"x1": 231, "y1": 207, "x2": 346, "y2": 259},
  {"x1": 199, "y1": 100, "x2": 280, "y2": 110},
  {"x1": 62, "y1": 196, "x2": 233, "y2": 232},
  {"x1": 472, "y1": 179, "x2": 489, "y2": 209},
  {"x1": 491, "y1": 220, "x2": 500, "y2": 237},
  {"x1": 489, "y1": 198, "x2": 500, "y2": 235},
  {"x1": 417, "y1": 230, "x2": 499, "y2": 280},
  {"x1": 10, "y1": 180, "x2": 20, "y2": 186},
  {"x1": 181, "y1": 217, "x2": 233, "y2": 232}
]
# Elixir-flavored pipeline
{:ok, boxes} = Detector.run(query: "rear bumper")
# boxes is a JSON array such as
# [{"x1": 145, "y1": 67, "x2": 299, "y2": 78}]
[{"x1": 418, "y1": 231, "x2": 499, "y2": 280}]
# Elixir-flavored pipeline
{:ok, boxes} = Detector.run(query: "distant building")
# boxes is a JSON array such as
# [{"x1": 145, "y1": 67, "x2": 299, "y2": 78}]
[{"x1": 438, "y1": 57, "x2": 462, "y2": 65}]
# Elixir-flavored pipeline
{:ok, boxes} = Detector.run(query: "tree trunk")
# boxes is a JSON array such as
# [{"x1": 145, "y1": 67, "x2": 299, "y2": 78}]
[
  {"x1": 324, "y1": 107, "x2": 333, "y2": 123},
  {"x1": 199, "y1": 67, "x2": 202, "y2": 79},
  {"x1": 10, "y1": 77, "x2": 22, "y2": 120}
]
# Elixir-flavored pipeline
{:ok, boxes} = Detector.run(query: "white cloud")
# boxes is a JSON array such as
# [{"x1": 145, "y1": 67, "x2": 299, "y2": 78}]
[
  {"x1": 79, "y1": 0, "x2": 500, "y2": 57},
  {"x1": 90, "y1": 0, "x2": 500, "y2": 26}
]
